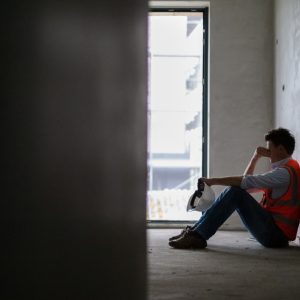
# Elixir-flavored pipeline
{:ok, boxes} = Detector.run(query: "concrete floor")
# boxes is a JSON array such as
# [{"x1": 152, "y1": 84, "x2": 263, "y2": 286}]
[{"x1": 148, "y1": 229, "x2": 300, "y2": 300}]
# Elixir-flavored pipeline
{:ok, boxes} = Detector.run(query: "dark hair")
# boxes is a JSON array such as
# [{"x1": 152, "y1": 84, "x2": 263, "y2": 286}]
[{"x1": 265, "y1": 128, "x2": 295, "y2": 155}]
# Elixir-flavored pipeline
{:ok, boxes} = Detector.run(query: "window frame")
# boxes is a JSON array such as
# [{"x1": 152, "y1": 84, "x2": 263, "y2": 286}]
[
  {"x1": 147, "y1": 6, "x2": 209, "y2": 225},
  {"x1": 149, "y1": 6, "x2": 209, "y2": 178}
]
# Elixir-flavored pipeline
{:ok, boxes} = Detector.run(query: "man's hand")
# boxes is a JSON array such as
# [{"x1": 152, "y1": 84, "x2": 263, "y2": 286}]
[
  {"x1": 254, "y1": 146, "x2": 271, "y2": 159},
  {"x1": 244, "y1": 146, "x2": 271, "y2": 176},
  {"x1": 199, "y1": 177, "x2": 214, "y2": 186},
  {"x1": 197, "y1": 178, "x2": 205, "y2": 190}
]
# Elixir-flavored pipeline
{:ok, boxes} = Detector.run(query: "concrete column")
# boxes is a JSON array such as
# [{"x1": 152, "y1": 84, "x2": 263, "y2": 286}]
[
  {"x1": 2, "y1": 1, "x2": 147, "y2": 299},
  {"x1": 274, "y1": 0, "x2": 300, "y2": 244}
]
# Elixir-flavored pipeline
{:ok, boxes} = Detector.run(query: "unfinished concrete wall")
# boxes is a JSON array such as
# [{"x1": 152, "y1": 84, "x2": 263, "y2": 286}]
[
  {"x1": 274, "y1": 0, "x2": 300, "y2": 242},
  {"x1": 209, "y1": 0, "x2": 274, "y2": 228},
  {"x1": 2, "y1": 1, "x2": 147, "y2": 299},
  {"x1": 274, "y1": 0, "x2": 300, "y2": 160},
  {"x1": 209, "y1": 0, "x2": 274, "y2": 178}
]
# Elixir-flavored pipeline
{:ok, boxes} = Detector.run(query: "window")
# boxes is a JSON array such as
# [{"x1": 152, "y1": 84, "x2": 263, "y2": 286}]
[{"x1": 147, "y1": 7, "x2": 209, "y2": 221}]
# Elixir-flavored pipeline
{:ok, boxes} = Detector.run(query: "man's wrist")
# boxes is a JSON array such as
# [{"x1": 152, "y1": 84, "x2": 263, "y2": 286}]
[
  {"x1": 208, "y1": 178, "x2": 215, "y2": 186},
  {"x1": 251, "y1": 155, "x2": 260, "y2": 164}
]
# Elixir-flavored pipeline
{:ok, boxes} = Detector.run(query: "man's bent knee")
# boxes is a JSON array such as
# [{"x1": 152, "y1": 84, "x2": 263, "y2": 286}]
[
  {"x1": 224, "y1": 186, "x2": 247, "y2": 195},
  {"x1": 220, "y1": 186, "x2": 248, "y2": 206}
]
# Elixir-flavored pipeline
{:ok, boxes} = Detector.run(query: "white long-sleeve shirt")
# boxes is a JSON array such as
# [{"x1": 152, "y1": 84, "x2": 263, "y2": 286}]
[{"x1": 241, "y1": 157, "x2": 291, "y2": 198}]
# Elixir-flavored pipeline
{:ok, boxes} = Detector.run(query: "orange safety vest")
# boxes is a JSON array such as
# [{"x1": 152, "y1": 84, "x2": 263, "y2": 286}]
[{"x1": 260, "y1": 159, "x2": 300, "y2": 240}]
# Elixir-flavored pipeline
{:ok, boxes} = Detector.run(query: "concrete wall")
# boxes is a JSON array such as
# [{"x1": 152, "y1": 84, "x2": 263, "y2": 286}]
[
  {"x1": 209, "y1": 0, "x2": 274, "y2": 228},
  {"x1": 274, "y1": 0, "x2": 300, "y2": 242},
  {"x1": 2, "y1": 1, "x2": 147, "y2": 299},
  {"x1": 274, "y1": 0, "x2": 300, "y2": 161},
  {"x1": 209, "y1": 0, "x2": 274, "y2": 179}
]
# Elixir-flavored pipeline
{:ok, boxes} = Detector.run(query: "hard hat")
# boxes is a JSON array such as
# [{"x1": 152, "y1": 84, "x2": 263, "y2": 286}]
[{"x1": 186, "y1": 183, "x2": 215, "y2": 212}]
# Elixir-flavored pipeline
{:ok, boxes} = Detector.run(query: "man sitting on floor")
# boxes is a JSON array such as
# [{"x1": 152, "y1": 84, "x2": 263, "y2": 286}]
[{"x1": 169, "y1": 128, "x2": 300, "y2": 249}]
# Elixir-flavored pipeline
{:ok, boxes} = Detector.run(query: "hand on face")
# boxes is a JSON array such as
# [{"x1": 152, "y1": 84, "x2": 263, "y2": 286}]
[{"x1": 255, "y1": 146, "x2": 271, "y2": 158}]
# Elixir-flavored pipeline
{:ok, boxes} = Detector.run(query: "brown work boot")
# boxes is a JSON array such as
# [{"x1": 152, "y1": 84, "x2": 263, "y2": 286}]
[
  {"x1": 169, "y1": 225, "x2": 192, "y2": 242},
  {"x1": 169, "y1": 230, "x2": 207, "y2": 249}
]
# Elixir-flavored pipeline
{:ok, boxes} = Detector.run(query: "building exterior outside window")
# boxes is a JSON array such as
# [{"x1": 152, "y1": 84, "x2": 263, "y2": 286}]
[{"x1": 147, "y1": 12, "x2": 205, "y2": 221}]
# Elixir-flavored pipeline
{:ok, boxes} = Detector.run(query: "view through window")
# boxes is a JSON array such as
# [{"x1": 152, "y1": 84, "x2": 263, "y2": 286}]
[{"x1": 147, "y1": 11, "x2": 206, "y2": 221}]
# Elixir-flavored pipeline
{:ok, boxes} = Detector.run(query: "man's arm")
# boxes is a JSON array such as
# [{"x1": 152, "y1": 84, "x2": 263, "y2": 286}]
[
  {"x1": 200, "y1": 147, "x2": 271, "y2": 188},
  {"x1": 202, "y1": 176, "x2": 243, "y2": 187},
  {"x1": 243, "y1": 147, "x2": 271, "y2": 175}
]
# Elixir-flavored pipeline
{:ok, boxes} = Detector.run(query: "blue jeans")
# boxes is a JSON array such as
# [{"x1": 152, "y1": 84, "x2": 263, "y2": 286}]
[{"x1": 192, "y1": 187, "x2": 289, "y2": 248}]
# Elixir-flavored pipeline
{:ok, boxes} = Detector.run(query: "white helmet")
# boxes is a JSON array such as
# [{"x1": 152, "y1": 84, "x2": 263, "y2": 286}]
[{"x1": 186, "y1": 183, "x2": 215, "y2": 212}]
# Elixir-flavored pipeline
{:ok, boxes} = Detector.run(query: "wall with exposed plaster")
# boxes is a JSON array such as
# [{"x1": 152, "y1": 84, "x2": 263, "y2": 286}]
[
  {"x1": 208, "y1": 0, "x2": 274, "y2": 217},
  {"x1": 275, "y1": 0, "x2": 300, "y2": 161},
  {"x1": 207, "y1": 0, "x2": 275, "y2": 229},
  {"x1": 275, "y1": 0, "x2": 300, "y2": 243}
]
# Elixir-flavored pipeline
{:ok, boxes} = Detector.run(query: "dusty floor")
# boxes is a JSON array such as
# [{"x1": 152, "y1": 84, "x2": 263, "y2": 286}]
[{"x1": 148, "y1": 229, "x2": 300, "y2": 300}]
